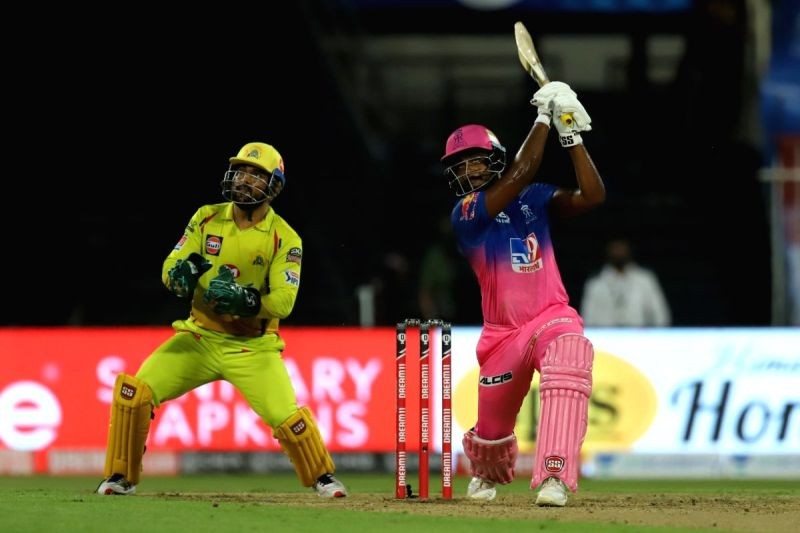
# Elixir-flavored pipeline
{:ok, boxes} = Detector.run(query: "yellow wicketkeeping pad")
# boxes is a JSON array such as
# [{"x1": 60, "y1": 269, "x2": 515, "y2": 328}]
[
  {"x1": 103, "y1": 373, "x2": 153, "y2": 485},
  {"x1": 274, "y1": 406, "x2": 335, "y2": 486}
]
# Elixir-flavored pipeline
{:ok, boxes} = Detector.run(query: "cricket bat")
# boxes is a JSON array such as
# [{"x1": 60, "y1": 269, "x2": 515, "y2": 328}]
[{"x1": 514, "y1": 21, "x2": 574, "y2": 127}]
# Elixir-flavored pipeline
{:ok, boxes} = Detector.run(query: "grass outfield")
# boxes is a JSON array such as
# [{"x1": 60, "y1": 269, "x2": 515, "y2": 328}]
[{"x1": 1, "y1": 474, "x2": 797, "y2": 533}]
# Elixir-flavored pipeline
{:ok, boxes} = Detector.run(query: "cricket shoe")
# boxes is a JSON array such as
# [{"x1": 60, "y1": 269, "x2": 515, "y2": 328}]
[
  {"x1": 466, "y1": 476, "x2": 496, "y2": 501},
  {"x1": 535, "y1": 477, "x2": 567, "y2": 507},
  {"x1": 314, "y1": 473, "x2": 347, "y2": 498},
  {"x1": 96, "y1": 473, "x2": 136, "y2": 495}
]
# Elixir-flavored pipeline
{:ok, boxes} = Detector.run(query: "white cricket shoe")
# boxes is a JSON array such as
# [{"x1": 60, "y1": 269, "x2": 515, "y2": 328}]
[
  {"x1": 535, "y1": 477, "x2": 567, "y2": 507},
  {"x1": 466, "y1": 476, "x2": 497, "y2": 501},
  {"x1": 314, "y1": 473, "x2": 347, "y2": 498},
  {"x1": 96, "y1": 474, "x2": 136, "y2": 495}
]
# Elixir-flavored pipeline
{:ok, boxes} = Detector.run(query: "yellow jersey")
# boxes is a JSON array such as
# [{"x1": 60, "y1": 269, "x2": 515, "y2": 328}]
[{"x1": 163, "y1": 202, "x2": 302, "y2": 337}]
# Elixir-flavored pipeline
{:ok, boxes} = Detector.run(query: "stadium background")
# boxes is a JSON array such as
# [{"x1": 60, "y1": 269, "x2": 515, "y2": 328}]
[{"x1": 2, "y1": 0, "x2": 798, "y2": 487}]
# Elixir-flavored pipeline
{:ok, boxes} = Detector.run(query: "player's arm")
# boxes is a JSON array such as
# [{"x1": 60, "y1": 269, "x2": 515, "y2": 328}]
[
  {"x1": 484, "y1": 120, "x2": 550, "y2": 218},
  {"x1": 548, "y1": 94, "x2": 606, "y2": 218},
  {"x1": 161, "y1": 209, "x2": 213, "y2": 297},
  {"x1": 483, "y1": 81, "x2": 576, "y2": 218},
  {"x1": 259, "y1": 235, "x2": 303, "y2": 319}
]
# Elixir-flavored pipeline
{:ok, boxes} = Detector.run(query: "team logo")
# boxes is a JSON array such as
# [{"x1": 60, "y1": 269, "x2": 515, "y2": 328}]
[
  {"x1": 252, "y1": 255, "x2": 265, "y2": 266},
  {"x1": 174, "y1": 234, "x2": 187, "y2": 250},
  {"x1": 545, "y1": 455, "x2": 565, "y2": 472},
  {"x1": 510, "y1": 232, "x2": 542, "y2": 273},
  {"x1": 205, "y1": 235, "x2": 223, "y2": 255},
  {"x1": 120, "y1": 383, "x2": 136, "y2": 400},
  {"x1": 286, "y1": 247, "x2": 302, "y2": 265},
  {"x1": 479, "y1": 371, "x2": 513, "y2": 386},
  {"x1": 451, "y1": 128, "x2": 466, "y2": 149},
  {"x1": 520, "y1": 204, "x2": 537, "y2": 222}
]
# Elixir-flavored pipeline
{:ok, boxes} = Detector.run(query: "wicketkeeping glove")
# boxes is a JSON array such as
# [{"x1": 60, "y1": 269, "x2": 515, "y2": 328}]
[
  {"x1": 203, "y1": 265, "x2": 262, "y2": 317},
  {"x1": 167, "y1": 252, "x2": 212, "y2": 297},
  {"x1": 552, "y1": 94, "x2": 592, "y2": 147}
]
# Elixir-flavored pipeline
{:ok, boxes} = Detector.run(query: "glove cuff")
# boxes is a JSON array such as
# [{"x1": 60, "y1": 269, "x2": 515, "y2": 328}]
[
  {"x1": 534, "y1": 113, "x2": 551, "y2": 127},
  {"x1": 559, "y1": 132, "x2": 583, "y2": 148}
]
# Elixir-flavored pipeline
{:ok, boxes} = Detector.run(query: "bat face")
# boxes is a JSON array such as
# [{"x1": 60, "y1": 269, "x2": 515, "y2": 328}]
[{"x1": 514, "y1": 22, "x2": 549, "y2": 88}]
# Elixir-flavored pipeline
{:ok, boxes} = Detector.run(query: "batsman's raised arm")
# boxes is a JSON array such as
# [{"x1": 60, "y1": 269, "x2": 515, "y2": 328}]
[{"x1": 547, "y1": 93, "x2": 606, "y2": 217}]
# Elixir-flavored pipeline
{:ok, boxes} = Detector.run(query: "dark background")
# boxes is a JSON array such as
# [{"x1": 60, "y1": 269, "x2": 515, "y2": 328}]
[{"x1": 5, "y1": 0, "x2": 786, "y2": 328}]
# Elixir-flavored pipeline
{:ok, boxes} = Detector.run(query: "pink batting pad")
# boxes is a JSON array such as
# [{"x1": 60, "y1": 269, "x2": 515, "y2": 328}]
[
  {"x1": 531, "y1": 334, "x2": 593, "y2": 492},
  {"x1": 462, "y1": 429, "x2": 518, "y2": 484}
]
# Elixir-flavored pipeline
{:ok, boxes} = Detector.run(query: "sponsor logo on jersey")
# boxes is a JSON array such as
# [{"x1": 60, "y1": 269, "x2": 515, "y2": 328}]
[
  {"x1": 495, "y1": 212, "x2": 510, "y2": 224},
  {"x1": 174, "y1": 234, "x2": 188, "y2": 250},
  {"x1": 479, "y1": 371, "x2": 513, "y2": 386},
  {"x1": 205, "y1": 235, "x2": 223, "y2": 255},
  {"x1": 510, "y1": 232, "x2": 543, "y2": 273},
  {"x1": 545, "y1": 455, "x2": 565, "y2": 472},
  {"x1": 284, "y1": 270, "x2": 300, "y2": 286},
  {"x1": 460, "y1": 193, "x2": 478, "y2": 221},
  {"x1": 287, "y1": 247, "x2": 302, "y2": 264}
]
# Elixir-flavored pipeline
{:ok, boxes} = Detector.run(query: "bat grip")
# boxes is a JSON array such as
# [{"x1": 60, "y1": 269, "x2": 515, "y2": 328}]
[{"x1": 559, "y1": 113, "x2": 574, "y2": 127}]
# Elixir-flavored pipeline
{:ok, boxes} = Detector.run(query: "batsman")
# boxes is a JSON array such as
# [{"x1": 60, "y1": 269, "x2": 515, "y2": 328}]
[
  {"x1": 440, "y1": 33, "x2": 604, "y2": 504},
  {"x1": 96, "y1": 142, "x2": 346, "y2": 498}
]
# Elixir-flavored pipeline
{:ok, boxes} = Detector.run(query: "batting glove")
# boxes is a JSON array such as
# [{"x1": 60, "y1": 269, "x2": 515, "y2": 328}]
[
  {"x1": 530, "y1": 81, "x2": 575, "y2": 111},
  {"x1": 552, "y1": 94, "x2": 592, "y2": 147},
  {"x1": 167, "y1": 252, "x2": 212, "y2": 297},
  {"x1": 203, "y1": 265, "x2": 261, "y2": 318}
]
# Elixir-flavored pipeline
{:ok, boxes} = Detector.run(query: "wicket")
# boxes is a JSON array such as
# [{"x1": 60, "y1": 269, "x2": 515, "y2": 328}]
[{"x1": 395, "y1": 319, "x2": 452, "y2": 500}]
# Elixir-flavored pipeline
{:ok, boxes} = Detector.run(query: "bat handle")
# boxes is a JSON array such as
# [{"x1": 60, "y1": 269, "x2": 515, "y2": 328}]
[{"x1": 560, "y1": 113, "x2": 574, "y2": 127}]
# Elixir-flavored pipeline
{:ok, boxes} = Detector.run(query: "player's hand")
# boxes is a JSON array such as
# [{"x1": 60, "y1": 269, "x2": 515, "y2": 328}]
[
  {"x1": 552, "y1": 94, "x2": 592, "y2": 147},
  {"x1": 203, "y1": 266, "x2": 261, "y2": 318},
  {"x1": 167, "y1": 252, "x2": 212, "y2": 297},
  {"x1": 530, "y1": 81, "x2": 575, "y2": 111}
]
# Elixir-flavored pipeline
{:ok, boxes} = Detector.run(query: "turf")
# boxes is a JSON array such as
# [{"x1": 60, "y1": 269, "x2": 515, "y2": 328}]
[{"x1": 1, "y1": 474, "x2": 796, "y2": 533}]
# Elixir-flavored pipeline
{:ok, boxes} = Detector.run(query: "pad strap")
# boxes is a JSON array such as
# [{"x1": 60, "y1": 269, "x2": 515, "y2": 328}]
[{"x1": 274, "y1": 406, "x2": 335, "y2": 487}]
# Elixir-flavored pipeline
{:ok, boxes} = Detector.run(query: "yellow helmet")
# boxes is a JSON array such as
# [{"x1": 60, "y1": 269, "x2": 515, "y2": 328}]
[{"x1": 229, "y1": 142, "x2": 285, "y2": 183}]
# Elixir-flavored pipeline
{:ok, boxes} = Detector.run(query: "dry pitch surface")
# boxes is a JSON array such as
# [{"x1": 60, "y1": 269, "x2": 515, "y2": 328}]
[{"x1": 163, "y1": 489, "x2": 799, "y2": 533}]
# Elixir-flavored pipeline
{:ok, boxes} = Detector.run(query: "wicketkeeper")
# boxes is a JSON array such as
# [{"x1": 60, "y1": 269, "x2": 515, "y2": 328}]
[
  {"x1": 440, "y1": 81, "x2": 604, "y2": 506},
  {"x1": 96, "y1": 142, "x2": 347, "y2": 498}
]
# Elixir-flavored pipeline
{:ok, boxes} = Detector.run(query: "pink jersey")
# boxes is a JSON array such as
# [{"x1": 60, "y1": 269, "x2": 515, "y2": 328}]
[{"x1": 451, "y1": 183, "x2": 572, "y2": 326}]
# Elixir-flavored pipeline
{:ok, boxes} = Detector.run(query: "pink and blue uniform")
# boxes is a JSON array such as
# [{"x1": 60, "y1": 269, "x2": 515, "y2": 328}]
[{"x1": 453, "y1": 183, "x2": 594, "y2": 492}]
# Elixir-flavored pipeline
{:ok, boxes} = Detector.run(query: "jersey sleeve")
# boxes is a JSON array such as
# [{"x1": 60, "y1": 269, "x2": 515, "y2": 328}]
[
  {"x1": 160, "y1": 207, "x2": 208, "y2": 289},
  {"x1": 259, "y1": 231, "x2": 302, "y2": 320},
  {"x1": 451, "y1": 192, "x2": 492, "y2": 251},
  {"x1": 521, "y1": 182, "x2": 558, "y2": 208}
]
